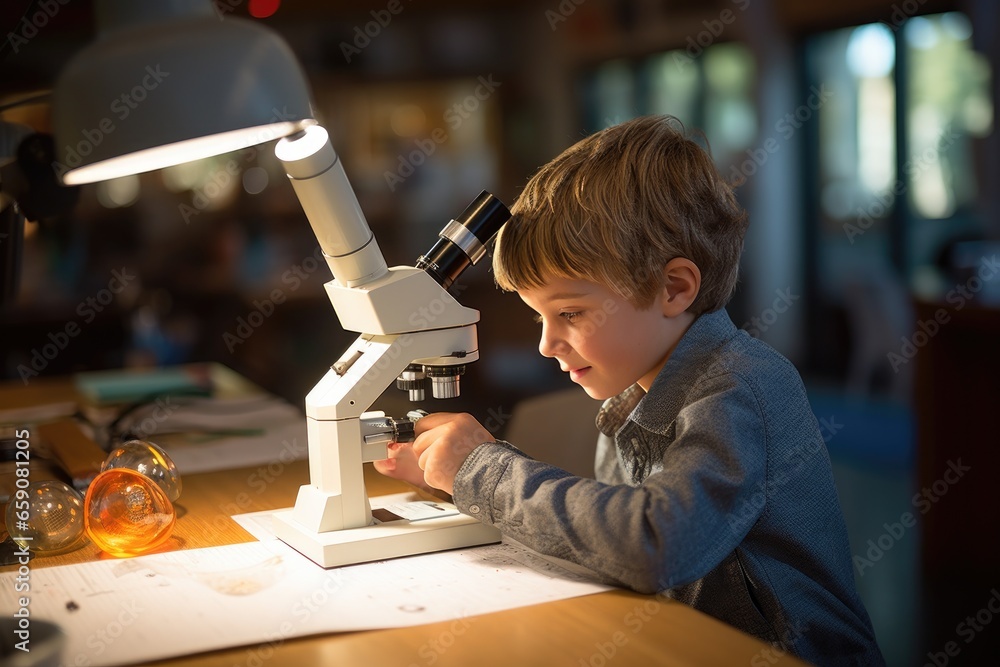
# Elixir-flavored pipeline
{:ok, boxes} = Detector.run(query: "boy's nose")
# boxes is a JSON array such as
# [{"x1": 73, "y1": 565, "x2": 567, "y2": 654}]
[{"x1": 538, "y1": 323, "x2": 567, "y2": 358}]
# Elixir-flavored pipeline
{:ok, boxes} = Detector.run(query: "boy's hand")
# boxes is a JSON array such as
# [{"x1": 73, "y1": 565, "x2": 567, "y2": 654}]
[
  {"x1": 411, "y1": 412, "x2": 495, "y2": 495},
  {"x1": 372, "y1": 440, "x2": 429, "y2": 491}
]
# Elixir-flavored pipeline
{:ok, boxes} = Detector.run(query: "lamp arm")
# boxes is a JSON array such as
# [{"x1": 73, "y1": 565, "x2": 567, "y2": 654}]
[{"x1": 0, "y1": 127, "x2": 80, "y2": 305}]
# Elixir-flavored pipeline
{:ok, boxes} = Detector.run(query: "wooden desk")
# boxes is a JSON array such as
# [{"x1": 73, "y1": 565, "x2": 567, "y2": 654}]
[{"x1": 1, "y1": 372, "x2": 806, "y2": 667}]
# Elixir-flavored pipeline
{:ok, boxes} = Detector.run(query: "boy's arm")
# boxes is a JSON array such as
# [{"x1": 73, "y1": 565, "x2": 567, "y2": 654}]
[{"x1": 452, "y1": 372, "x2": 767, "y2": 594}]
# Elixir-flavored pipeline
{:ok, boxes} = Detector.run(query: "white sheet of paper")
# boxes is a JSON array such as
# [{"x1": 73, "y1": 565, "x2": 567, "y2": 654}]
[{"x1": 2, "y1": 526, "x2": 610, "y2": 666}]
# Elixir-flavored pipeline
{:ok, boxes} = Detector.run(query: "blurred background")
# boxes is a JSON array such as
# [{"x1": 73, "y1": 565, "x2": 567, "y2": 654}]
[{"x1": 1, "y1": 0, "x2": 998, "y2": 664}]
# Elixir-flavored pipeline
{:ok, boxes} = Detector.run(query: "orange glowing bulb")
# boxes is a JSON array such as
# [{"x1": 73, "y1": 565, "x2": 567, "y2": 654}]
[{"x1": 84, "y1": 468, "x2": 176, "y2": 557}]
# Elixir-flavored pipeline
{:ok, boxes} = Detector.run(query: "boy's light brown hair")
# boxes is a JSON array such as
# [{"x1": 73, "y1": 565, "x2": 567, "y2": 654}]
[{"x1": 493, "y1": 115, "x2": 748, "y2": 316}]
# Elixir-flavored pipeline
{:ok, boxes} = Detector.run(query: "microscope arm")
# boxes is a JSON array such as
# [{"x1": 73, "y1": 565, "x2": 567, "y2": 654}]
[{"x1": 294, "y1": 324, "x2": 478, "y2": 533}]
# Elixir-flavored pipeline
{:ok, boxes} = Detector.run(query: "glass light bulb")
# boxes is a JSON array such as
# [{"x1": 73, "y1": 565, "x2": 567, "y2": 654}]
[
  {"x1": 5, "y1": 480, "x2": 85, "y2": 553},
  {"x1": 84, "y1": 468, "x2": 176, "y2": 557},
  {"x1": 102, "y1": 439, "x2": 182, "y2": 501}
]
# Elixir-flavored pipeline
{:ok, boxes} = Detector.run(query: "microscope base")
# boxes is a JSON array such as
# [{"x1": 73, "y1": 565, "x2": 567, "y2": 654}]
[{"x1": 272, "y1": 499, "x2": 501, "y2": 568}]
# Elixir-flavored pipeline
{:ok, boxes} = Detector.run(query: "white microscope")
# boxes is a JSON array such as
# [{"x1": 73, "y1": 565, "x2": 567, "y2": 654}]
[{"x1": 269, "y1": 125, "x2": 507, "y2": 567}]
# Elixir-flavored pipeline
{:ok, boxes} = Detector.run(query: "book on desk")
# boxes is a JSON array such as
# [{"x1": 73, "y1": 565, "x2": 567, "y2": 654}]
[{"x1": 0, "y1": 364, "x2": 308, "y2": 501}]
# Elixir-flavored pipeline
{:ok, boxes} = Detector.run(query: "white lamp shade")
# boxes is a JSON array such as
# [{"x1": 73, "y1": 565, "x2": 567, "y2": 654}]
[{"x1": 53, "y1": 0, "x2": 316, "y2": 185}]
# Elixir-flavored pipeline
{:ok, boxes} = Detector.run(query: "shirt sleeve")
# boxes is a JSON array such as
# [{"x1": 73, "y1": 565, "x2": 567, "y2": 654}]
[
  {"x1": 593, "y1": 431, "x2": 629, "y2": 485},
  {"x1": 451, "y1": 372, "x2": 768, "y2": 594}
]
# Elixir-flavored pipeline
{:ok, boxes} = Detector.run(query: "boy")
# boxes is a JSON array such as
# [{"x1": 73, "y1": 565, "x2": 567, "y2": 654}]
[{"x1": 375, "y1": 116, "x2": 884, "y2": 665}]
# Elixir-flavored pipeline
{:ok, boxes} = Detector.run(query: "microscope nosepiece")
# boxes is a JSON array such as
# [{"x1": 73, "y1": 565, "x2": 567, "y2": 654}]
[
  {"x1": 396, "y1": 364, "x2": 426, "y2": 402},
  {"x1": 426, "y1": 365, "x2": 465, "y2": 399}
]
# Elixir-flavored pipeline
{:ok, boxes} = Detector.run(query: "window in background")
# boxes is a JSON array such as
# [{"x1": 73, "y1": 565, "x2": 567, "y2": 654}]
[
  {"x1": 580, "y1": 43, "x2": 756, "y2": 172},
  {"x1": 801, "y1": 10, "x2": 992, "y2": 384},
  {"x1": 809, "y1": 22, "x2": 898, "y2": 299},
  {"x1": 585, "y1": 59, "x2": 637, "y2": 130},
  {"x1": 806, "y1": 12, "x2": 992, "y2": 302},
  {"x1": 702, "y1": 43, "x2": 757, "y2": 167},
  {"x1": 903, "y1": 12, "x2": 992, "y2": 292}
]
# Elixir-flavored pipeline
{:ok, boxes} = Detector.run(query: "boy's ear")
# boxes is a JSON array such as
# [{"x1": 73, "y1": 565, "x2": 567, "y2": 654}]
[{"x1": 659, "y1": 258, "x2": 701, "y2": 317}]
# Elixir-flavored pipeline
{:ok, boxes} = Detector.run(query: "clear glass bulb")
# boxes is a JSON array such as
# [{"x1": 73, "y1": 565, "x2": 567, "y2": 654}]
[
  {"x1": 102, "y1": 439, "x2": 182, "y2": 501},
  {"x1": 5, "y1": 480, "x2": 85, "y2": 553}
]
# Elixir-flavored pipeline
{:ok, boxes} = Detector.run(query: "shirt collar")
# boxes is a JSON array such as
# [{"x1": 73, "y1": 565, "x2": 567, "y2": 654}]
[{"x1": 595, "y1": 308, "x2": 739, "y2": 437}]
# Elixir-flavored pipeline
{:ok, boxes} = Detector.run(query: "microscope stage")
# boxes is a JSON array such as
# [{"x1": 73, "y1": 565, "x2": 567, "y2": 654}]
[{"x1": 272, "y1": 497, "x2": 501, "y2": 568}]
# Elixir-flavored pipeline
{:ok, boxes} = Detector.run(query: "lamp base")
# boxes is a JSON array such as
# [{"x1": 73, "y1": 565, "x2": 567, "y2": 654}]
[{"x1": 272, "y1": 497, "x2": 501, "y2": 568}]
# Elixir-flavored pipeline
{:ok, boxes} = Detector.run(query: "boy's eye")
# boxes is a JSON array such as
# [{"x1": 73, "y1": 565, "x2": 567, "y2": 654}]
[{"x1": 532, "y1": 312, "x2": 583, "y2": 324}]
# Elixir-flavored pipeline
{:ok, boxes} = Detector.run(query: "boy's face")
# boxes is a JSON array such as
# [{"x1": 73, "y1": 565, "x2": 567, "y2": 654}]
[{"x1": 518, "y1": 276, "x2": 687, "y2": 400}]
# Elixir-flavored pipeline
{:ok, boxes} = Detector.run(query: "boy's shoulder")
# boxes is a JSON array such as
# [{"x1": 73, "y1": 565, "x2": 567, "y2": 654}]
[
  {"x1": 640, "y1": 309, "x2": 808, "y2": 428},
  {"x1": 671, "y1": 309, "x2": 800, "y2": 385},
  {"x1": 709, "y1": 323, "x2": 802, "y2": 390}
]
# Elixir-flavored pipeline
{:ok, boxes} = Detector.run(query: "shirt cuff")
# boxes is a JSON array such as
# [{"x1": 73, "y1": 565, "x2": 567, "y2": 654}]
[{"x1": 452, "y1": 440, "x2": 525, "y2": 523}]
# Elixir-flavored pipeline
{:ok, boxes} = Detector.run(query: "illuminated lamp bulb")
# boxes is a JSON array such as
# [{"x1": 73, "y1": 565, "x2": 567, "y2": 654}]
[
  {"x1": 84, "y1": 469, "x2": 176, "y2": 557},
  {"x1": 5, "y1": 480, "x2": 85, "y2": 553}
]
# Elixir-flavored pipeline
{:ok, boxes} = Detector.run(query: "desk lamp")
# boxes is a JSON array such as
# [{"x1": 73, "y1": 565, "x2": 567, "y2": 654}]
[{"x1": 53, "y1": 0, "x2": 505, "y2": 566}]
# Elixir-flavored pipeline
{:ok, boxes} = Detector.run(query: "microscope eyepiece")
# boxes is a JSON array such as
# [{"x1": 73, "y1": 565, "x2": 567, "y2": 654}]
[{"x1": 416, "y1": 191, "x2": 511, "y2": 290}]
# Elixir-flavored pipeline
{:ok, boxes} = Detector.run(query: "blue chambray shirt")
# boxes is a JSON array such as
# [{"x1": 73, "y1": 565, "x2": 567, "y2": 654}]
[{"x1": 453, "y1": 308, "x2": 885, "y2": 665}]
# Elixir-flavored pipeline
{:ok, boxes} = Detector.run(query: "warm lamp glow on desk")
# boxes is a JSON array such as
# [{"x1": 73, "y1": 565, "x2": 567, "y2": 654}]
[{"x1": 51, "y1": 0, "x2": 506, "y2": 567}]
